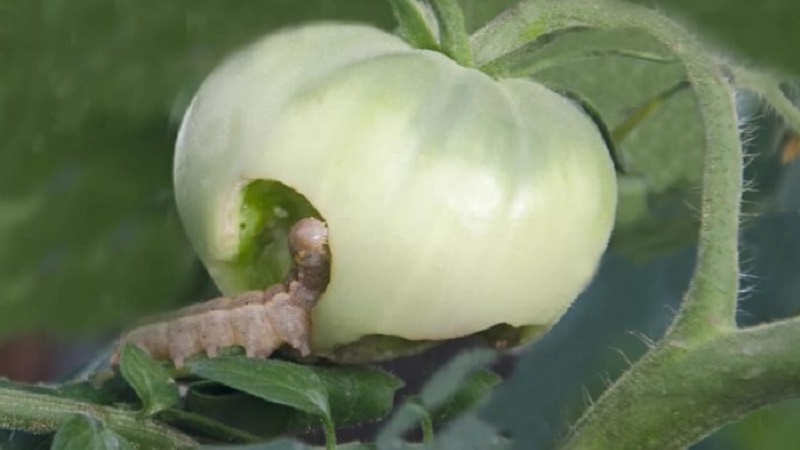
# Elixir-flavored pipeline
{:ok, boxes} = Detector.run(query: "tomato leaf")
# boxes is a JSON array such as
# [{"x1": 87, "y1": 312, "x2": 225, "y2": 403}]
[
  {"x1": 118, "y1": 344, "x2": 179, "y2": 417},
  {"x1": 315, "y1": 365, "x2": 404, "y2": 425},
  {"x1": 186, "y1": 357, "x2": 331, "y2": 419},
  {"x1": 183, "y1": 364, "x2": 402, "y2": 438}
]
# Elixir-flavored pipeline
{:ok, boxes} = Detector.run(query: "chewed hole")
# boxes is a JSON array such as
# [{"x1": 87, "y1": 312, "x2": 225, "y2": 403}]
[{"x1": 236, "y1": 179, "x2": 323, "y2": 289}]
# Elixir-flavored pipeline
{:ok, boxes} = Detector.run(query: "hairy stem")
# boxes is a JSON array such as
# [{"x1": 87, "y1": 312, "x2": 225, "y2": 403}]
[
  {"x1": 429, "y1": 0, "x2": 474, "y2": 66},
  {"x1": 733, "y1": 67, "x2": 800, "y2": 136},
  {"x1": 387, "y1": 0, "x2": 439, "y2": 50},
  {"x1": 0, "y1": 387, "x2": 196, "y2": 449},
  {"x1": 560, "y1": 317, "x2": 800, "y2": 449}
]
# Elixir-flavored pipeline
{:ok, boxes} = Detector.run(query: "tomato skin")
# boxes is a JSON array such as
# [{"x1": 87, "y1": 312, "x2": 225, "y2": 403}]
[{"x1": 175, "y1": 24, "x2": 617, "y2": 352}]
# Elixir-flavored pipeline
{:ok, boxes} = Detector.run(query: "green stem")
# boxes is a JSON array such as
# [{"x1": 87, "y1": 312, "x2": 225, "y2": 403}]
[
  {"x1": 0, "y1": 387, "x2": 196, "y2": 449},
  {"x1": 421, "y1": 410, "x2": 434, "y2": 443},
  {"x1": 560, "y1": 317, "x2": 800, "y2": 449},
  {"x1": 429, "y1": 0, "x2": 474, "y2": 66},
  {"x1": 387, "y1": 0, "x2": 439, "y2": 50},
  {"x1": 474, "y1": 0, "x2": 741, "y2": 340},
  {"x1": 322, "y1": 416, "x2": 337, "y2": 450},
  {"x1": 733, "y1": 67, "x2": 800, "y2": 136},
  {"x1": 525, "y1": 49, "x2": 674, "y2": 75},
  {"x1": 612, "y1": 79, "x2": 690, "y2": 143}
]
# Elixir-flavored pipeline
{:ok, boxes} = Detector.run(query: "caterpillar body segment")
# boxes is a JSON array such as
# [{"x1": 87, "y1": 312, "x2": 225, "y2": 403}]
[{"x1": 111, "y1": 218, "x2": 330, "y2": 367}]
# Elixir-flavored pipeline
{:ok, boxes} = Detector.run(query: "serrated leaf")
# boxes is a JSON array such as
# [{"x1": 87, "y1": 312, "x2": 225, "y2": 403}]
[
  {"x1": 187, "y1": 357, "x2": 330, "y2": 419},
  {"x1": 118, "y1": 344, "x2": 179, "y2": 417},
  {"x1": 51, "y1": 415, "x2": 134, "y2": 450}
]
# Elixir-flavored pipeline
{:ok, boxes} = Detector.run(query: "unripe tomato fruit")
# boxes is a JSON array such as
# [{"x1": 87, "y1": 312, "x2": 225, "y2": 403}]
[{"x1": 175, "y1": 24, "x2": 617, "y2": 357}]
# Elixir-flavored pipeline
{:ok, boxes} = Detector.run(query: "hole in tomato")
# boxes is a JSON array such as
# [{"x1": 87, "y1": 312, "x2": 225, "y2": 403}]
[{"x1": 236, "y1": 179, "x2": 323, "y2": 289}]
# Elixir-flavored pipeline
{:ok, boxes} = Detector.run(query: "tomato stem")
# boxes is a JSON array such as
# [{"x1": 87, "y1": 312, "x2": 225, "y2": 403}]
[
  {"x1": 0, "y1": 386, "x2": 195, "y2": 448},
  {"x1": 429, "y1": 0, "x2": 474, "y2": 66},
  {"x1": 733, "y1": 66, "x2": 800, "y2": 136},
  {"x1": 387, "y1": 0, "x2": 439, "y2": 51}
]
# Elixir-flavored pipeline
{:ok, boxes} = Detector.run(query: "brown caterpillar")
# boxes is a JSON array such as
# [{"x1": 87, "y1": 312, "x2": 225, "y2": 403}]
[{"x1": 111, "y1": 217, "x2": 330, "y2": 367}]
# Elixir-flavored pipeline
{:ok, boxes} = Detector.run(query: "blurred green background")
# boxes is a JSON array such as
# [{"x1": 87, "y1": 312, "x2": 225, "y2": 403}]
[{"x1": 1, "y1": 0, "x2": 799, "y2": 449}]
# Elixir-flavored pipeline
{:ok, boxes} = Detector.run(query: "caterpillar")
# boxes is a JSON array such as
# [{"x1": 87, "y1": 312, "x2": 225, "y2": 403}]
[{"x1": 111, "y1": 217, "x2": 330, "y2": 367}]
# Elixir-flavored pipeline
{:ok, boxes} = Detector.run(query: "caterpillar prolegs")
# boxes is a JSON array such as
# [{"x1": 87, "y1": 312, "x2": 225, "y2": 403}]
[{"x1": 111, "y1": 217, "x2": 330, "y2": 367}]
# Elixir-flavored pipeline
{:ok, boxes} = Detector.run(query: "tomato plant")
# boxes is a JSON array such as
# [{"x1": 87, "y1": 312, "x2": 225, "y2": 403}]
[{"x1": 1, "y1": 0, "x2": 800, "y2": 449}]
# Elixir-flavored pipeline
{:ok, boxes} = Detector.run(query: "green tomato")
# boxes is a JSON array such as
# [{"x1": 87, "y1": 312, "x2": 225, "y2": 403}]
[{"x1": 175, "y1": 23, "x2": 617, "y2": 356}]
